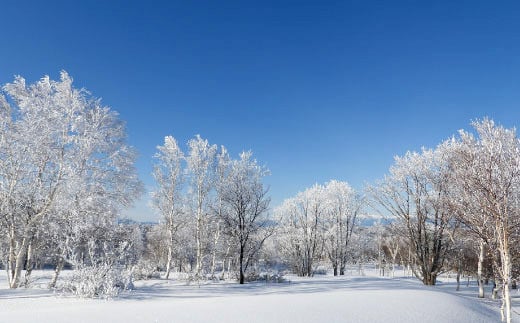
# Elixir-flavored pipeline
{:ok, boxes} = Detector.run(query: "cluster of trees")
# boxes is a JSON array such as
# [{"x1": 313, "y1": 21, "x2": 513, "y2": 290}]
[
  {"x1": 371, "y1": 119, "x2": 520, "y2": 323},
  {"x1": 275, "y1": 181, "x2": 363, "y2": 277},
  {"x1": 1, "y1": 72, "x2": 519, "y2": 322},
  {"x1": 150, "y1": 135, "x2": 272, "y2": 284},
  {"x1": 0, "y1": 72, "x2": 143, "y2": 290}
]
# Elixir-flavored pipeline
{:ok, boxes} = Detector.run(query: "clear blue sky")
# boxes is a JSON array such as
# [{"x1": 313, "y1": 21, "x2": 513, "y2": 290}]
[{"x1": 1, "y1": 1, "x2": 519, "y2": 221}]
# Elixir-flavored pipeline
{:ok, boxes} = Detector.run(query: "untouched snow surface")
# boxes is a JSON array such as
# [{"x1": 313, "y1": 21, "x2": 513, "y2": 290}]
[{"x1": 0, "y1": 272, "x2": 510, "y2": 322}]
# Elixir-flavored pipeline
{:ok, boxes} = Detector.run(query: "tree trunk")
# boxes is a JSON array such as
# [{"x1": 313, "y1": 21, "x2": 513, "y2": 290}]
[
  {"x1": 456, "y1": 265, "x2": 461, "y2": 291},
  {"x1": 239, "y1": 245, "x2": 245, "y2": 284},
  {"x1": 165, "y1": 244, "x2": 173, "y2": 280},
  {"x1": 210, "y1": 223, "x2": 220, "y2": 279},
  {"x1": 226, "y1": 257, "x2": 232, "y2": 280},
  {"x1": 500, "y1": 247, "x2": 512, "y2": 323},
  {"x1": 195, "y1": 202, "x2": 203, "y2": 280},
  {"x1": 49, "y1": 257, "x2": 64, "y2": 288},
  {"x1": 422, "y1": 272, "x2": 437, "y2": 286},
  {"x1": 503, "y1": 280, "x2": 511, "y2": 323},
  {"x1": 9, "y1": 251, "x2": 26, "y2": 288},
  {"x1": 220, "y1": 244, "x2": 231, "y2": 280},
  {"x1": 23, "y1": 241, "x2": 34, "y2": 287},
  {"x1": 477, "y1": 240, "x2": 485, "y2": 298},
  {"x1": 8, "y1": 236, "x2": 28, "y2": 289}
]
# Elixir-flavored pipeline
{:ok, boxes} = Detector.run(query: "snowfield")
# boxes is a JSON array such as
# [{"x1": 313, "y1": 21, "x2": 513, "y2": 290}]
[{"x1": 0, "y1": 271, "x2": 513, "y2": 323}]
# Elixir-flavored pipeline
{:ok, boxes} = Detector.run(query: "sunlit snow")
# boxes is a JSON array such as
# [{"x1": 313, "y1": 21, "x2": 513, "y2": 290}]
[{"x1": 0, "y1": 269, "x2": 509, "y2": 323}]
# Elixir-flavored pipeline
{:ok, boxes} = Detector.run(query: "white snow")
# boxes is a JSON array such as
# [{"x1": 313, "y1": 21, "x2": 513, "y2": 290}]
[{"x1": 0, "y1": 271, "x2": 511, "y2": 323}]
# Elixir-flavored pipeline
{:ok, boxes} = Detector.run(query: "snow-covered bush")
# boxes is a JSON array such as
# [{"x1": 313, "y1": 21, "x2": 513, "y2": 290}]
[
  {"x1": 245, "y1": 271, "x2": 287, "y2": 283},
  {"x1": 132, "y1": 260, "x2": 161, "y2": 280},
  {"x1": 62, "y1": 264, "x2": 133, "y2": 299}
]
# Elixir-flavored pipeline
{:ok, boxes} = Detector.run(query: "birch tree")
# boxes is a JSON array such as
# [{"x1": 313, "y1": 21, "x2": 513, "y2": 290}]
[
  {"x1": 186, "y1": 135, "x2": 217, "y2": 279},
  {"x1": 449, "y1": 119, "x2": 520, "y2": 323},
  {"x1": 209, "y1": 146, "x2": 230, "y2": 279},
  {"x1": 152, "y1": 135, "x2": 185, "y2": 279}
]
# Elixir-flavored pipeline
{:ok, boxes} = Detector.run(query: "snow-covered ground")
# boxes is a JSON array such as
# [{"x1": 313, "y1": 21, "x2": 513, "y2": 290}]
[{"x1": 0, "y1": 270, "x2": 515, "y2": 322}]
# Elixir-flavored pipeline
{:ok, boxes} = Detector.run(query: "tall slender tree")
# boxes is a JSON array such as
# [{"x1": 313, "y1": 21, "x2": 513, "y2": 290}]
[
  {"x1": 186, "y1": 135, "x2": 217, "y2": 279},
  {"x1": 152, "y1": 135, "x2": 185, "y2": 279}
]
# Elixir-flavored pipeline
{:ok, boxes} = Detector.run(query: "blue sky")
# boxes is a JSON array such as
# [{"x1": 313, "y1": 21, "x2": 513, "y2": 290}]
[{"x1": 1, "y1": 1, "x2": 520, "y2": 221}]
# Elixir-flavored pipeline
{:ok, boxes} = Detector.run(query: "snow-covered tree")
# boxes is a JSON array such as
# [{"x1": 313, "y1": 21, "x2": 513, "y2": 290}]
[
  {"x1": 277, "y1": 184, "x2": 326, "y2": 277},
  {"x1": 218, "y1": 151, "x2": 271, "y2": 284},
  {"x1": 276, "y1": 181, "x2": 363, "y2": 277},
  {"x1": 209, "y1": 146, "x2": 230, "y2": 279},
  {"x1": 151, "y1": 135, "x2": 185, "y2": 279},
  {"x1": 0, "y1": 72, "x2": 142, "y2": 289},
  {"x1": 186, "y1": 135, "x2": 217, "y2": 279},
  {"x1": 370, "y1": 145, "x2": 456, "y2": 285},
  {"x1": 448, "y1": 119, "x2": 520, "y2": 323},
  {"x1": 322, "y1": 180, "x2": 363, "y2": 276}
]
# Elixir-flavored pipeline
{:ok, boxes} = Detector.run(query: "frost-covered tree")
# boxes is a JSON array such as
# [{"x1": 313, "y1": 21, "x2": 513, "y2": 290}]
[
  {"x1": 322, "y1": 180, "x2": 362, "y2": 276},
  {"x1": 277, "y1": 184, "x2": 326, "y2": 277},
  {"x1": 381, "y1": 222, "x2": 407, "y2": 278},
  {"x1": 151, "y1": 135, "x2": 185, "y2": 279},
  {"x1": 209, "y1": 146, "x2": 230, "y2": 279},
  {"x1": 448, "y1": 119, "x2": 520, "y2": 323},
  {"x1": 218, "y1": 151, "x2": 271, "y2": 284},
  {"x1": 186, "y1": 135, "x2": 217, "y2": 279},
  {"x1": 0, "y1": 72, "x2": 142, "y2": 289},
  {"x1": 370, "y1": 145, "x2": 456, "y2": 285},
  {"x1": 277, "y1": 181, "x2": 362, "y2": 277}
]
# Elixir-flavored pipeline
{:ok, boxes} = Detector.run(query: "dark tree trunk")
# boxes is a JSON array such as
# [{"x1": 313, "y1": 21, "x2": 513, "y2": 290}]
[
  {"x1": 239, "y1": 244, "x2": 245, "y2": 284},
  {"x1": 422, "y1": 273, "x2": 437, "y2": 286}
]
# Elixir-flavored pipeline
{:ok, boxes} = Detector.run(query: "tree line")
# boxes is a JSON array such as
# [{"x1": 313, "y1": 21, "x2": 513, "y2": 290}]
[{"x1": 0, "y1": 72, "x2": 519, "y2": 322}]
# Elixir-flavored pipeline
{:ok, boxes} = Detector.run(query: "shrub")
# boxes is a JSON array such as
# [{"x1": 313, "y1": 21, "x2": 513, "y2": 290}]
[
  {"x1": 132, "y1": 260, "x2": 161, "y2": 280},
  {"x1": 62, "y1": 264, "x2": 132, "y2": 299}
]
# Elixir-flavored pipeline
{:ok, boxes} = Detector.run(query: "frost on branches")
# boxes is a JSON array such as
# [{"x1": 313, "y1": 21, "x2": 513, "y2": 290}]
[
  {"x1": 0, "y1": 72, "x2": 143, "y2": 292},
  {"x1": 369, "y1": 146, "x2": 457, "y2": 286},
  {"x1": 369, "y1": 118, "x2": 520, "y2": 323},
  {"x1": 150, "y1": 135, "x2": 272, "y2": 284},
  {"x1": 448, "y1": 119, "x2": 520, "y2": 323},
  {"x1": 275, "y1": 181, "x2": 363, "y2": 277}
]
